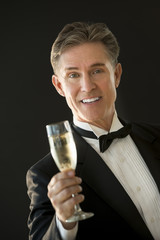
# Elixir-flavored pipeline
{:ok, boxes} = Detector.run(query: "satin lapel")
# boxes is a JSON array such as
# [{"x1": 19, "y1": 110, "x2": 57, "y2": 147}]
[
  {"x1": 72, "y1": 128, "x2": 152, "y2": 238},
  {"x1": 131, "y1": 123, "x2": 160, "y2": 192}
]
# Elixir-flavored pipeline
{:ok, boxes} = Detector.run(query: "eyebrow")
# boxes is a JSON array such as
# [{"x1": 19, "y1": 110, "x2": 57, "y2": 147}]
[
  {"x1": 90, "y1": 63, "x2": 105, "y2": 68},
  {"x1": 65, "y1": 67, "x2": 79, "y2": 71},
  {"x1": 64, "y1": 63, "x2": 105, "y2": 71}
]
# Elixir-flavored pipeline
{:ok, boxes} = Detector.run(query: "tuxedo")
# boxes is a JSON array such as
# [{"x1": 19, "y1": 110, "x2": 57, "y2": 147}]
[{"x1": 26, "y1": 121, "x2": 160, "y2": 240}]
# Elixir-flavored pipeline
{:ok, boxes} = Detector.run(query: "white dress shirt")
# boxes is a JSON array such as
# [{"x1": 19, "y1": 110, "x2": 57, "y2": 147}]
[{"x1": 57, "y1": 112, "x2": 160, "y2": 240}]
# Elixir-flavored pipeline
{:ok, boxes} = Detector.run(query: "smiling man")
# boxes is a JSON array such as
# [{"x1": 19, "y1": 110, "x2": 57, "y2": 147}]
[
  {"x1": 52, "y1": 41, "x2": 122, "y2": 131},
  {"x1": 26, "y1": 22, "x2": 160, "y2": 240}
]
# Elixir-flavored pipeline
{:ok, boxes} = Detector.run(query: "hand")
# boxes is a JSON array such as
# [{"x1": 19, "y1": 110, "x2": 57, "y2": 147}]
[{"x1": 47, "y1": 169, "x2": 84, "y2": 229}]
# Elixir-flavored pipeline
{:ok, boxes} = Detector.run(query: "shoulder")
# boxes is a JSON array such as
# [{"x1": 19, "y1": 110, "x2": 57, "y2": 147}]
[
  {"x1": 26, "y1": 152, "x2": 59, "y2": 186},
  {"x1": 120, "y1": 116, "x2": 160, "y2": 140},
  {"x1": 29, "y1": 152, "x2": 54, "y2": 171},
  {"x1": 131, "y1": 121, "x2": 160, "y2": 138}
]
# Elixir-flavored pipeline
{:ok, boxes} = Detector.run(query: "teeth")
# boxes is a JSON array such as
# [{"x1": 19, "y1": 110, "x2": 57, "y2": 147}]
[{"x1": 82, "y1": 97, "x2": 100, "y2": 103}]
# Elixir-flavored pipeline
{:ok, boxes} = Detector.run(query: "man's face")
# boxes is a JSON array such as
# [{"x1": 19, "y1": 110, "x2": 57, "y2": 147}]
[{"x1": 52, "y1": 42, "x2": 122, "y2": 126}]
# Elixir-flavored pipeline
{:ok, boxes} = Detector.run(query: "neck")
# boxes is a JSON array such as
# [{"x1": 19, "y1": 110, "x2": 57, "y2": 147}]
[
  {"x1": 76, "y1": 110, "x2": 115, "y2": 131},
  {"x1": 88, "y1": 115, "x2": 114, "y2": 131}
]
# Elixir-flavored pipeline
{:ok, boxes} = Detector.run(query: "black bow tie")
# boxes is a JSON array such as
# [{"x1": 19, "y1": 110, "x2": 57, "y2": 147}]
[
  {"x1": 72, "y1": 123, "x2": 132, "y2": 153},
  {"x1": 99, "y1": 124, "x2": 132, "y2": 152}
]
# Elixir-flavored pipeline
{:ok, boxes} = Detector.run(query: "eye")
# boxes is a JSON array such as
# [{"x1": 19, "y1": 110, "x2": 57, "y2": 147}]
[
  {"x1": 92, "y1": 69, "x2": 102, "y2": 75},
  {"x1": 68, "y1": 73, "x2": 79, "y2": 78}
]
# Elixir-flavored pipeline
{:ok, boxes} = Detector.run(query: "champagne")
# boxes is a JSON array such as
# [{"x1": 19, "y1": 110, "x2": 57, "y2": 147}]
[
  {"x1": 46, "y1": 120, "x2": 94, "y2": 222},
  {"x1": 49, "y1": 132, "x2": 77, "y2": 171}
]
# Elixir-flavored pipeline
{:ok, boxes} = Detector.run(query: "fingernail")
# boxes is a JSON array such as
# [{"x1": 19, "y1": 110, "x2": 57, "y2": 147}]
[
  {"x1": 80, "y1": 194, "x2": 85, "y2": 201},
  {"x1": 77, "y1": 177, "x2": 82, "y2": 183}
]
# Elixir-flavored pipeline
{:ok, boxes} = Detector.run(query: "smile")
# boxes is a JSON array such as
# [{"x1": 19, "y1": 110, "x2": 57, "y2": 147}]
[{"x1": 81, "y1": 97, "x2": 101, "y2": 104}]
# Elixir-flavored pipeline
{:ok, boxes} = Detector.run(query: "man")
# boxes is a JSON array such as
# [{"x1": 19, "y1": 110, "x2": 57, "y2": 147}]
[{"x1": 26, "y1": 22, "x2": 160, "y2": 239}]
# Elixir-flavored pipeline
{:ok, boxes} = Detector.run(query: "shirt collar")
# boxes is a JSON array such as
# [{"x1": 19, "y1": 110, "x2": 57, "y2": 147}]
[{"x1": 73, "y1": 111, "x2": 123, "y2": 138}]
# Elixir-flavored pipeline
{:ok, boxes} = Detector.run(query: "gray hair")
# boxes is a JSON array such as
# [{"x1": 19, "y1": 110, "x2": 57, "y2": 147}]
[{"x1": 50, "y1": 21, "x2": 120, "y2": 73}]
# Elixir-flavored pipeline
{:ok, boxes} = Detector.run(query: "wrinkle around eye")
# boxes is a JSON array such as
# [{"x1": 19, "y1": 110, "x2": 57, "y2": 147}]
[
  {"x1": 92, "y1": 69, "x2": 104, "y2": 74},
  {"x1": 68, "y1": 73, "x2": 80, "y2": 79}
]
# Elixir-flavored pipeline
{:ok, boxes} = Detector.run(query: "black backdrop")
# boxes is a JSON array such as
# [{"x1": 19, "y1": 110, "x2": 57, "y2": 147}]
[{"x1": 1, "y1": 1, "x2": 160, "y2": 239}]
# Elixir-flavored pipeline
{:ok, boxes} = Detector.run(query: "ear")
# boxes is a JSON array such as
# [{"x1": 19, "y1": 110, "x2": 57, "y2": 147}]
[
  {"x1": 114, "y1": 63, "x2": 122, "y2": 88},
  {"x1": 52, "y1": 75, "x2": 65, "y2": 97}
]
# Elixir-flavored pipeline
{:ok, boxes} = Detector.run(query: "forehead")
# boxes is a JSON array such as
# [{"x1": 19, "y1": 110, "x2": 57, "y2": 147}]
[{"x1": 57, "y1": 42, "x2": 111, "y2": 72}]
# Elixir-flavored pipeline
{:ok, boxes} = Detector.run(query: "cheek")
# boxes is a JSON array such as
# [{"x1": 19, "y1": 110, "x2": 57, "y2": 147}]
[
  {"x1": 101, "y1": 78, "x2": 115, "y2": 93},
  {"x1": 101, "y1": 80, "x2": 117, "y2": 102},
  {"x1": 63, "y1": 85, "x2": 78, "y2": 106},
  {"x1": 108, "y1": 84, "x2": 117, "y2": 101}
]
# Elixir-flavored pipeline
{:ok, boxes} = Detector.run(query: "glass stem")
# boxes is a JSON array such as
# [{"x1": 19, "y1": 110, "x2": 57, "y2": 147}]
[
  {"x1": 72, "y1": 194, "x2": 82, "y2": 212},
  {"x1": 74, "y1": 203, "x2": 82, "y2": 212}
]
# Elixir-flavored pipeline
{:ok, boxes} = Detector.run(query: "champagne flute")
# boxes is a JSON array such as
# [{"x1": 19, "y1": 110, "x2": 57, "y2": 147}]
[{"x1": 46, "y1": 120, "x2": 94, "y2": 222}]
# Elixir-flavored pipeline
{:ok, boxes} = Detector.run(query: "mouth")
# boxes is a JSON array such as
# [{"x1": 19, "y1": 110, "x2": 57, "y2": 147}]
[{"x1": 81, "y1": 97, "x2": 101, "y2": 104}]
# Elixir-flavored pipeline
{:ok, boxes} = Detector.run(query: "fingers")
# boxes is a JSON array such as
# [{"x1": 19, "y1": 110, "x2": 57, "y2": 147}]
[
  {"x1": 48, "y1": 169, "x2": 76, "y2": 188},
  {"x1": 47, "y1": 169, "x2": 84, "y2": 222},
  {"x1": 49, "y1": 183, "x2": 82, "y2": 204},
  {"x1": 56, "y1": 193, "x2": 84, "y2": 221},
  {"x1": 48, "y1": 170, "x2": 82, "y2": 196}
]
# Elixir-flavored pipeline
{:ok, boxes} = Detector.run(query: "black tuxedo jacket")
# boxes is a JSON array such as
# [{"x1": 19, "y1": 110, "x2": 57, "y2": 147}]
[{"x1": 26, "y1": 121, "x2": 160, "y2": 240}]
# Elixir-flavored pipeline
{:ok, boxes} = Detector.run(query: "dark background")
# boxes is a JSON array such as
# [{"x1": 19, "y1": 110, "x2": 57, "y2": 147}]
[{"x1": 1, "y1": 1, "x2": 160, "y2": 239}]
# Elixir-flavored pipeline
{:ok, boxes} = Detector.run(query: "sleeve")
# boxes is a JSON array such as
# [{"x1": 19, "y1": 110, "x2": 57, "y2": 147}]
[
  {"x1": 26, "y1": 167, "x2": 62, "y2": 240},
  {"x1": 56, "y1": 216, "x2": 78, "y2": 240}
]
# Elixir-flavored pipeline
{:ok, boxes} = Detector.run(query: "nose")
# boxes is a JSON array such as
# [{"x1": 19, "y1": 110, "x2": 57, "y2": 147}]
[{"x1": 81, "y1": 73, "x2": 96, "y2": 92}]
